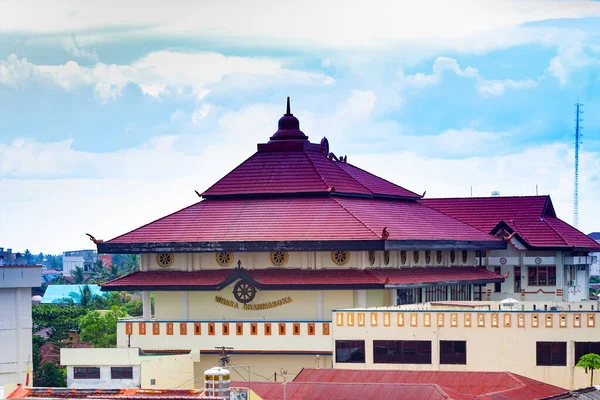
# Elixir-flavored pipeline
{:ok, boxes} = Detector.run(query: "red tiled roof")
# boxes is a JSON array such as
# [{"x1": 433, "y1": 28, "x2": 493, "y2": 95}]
[
  {"x1": 242, "y1": 381, "x2": 450, "y2": 400},
  {"x1": 101, "y1": 267, "x2": 504, "y2": 291},
  {"x1": 201, "y1": 147, "x2": 420, "y2": 199},
  {"x1": 293, "y1": 369, "x2": 567, "y2": 400},
  {"x1": 105, "y1": 197, "x2": 500, "y2": 246},
  {"x1": 422, "y1": 196, "x2": 600, "y2": 250}
]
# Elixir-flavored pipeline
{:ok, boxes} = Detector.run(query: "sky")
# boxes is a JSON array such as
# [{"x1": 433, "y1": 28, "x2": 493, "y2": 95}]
[{"x1": 1, "y1": 0, "x2": 599, "y2": 254}]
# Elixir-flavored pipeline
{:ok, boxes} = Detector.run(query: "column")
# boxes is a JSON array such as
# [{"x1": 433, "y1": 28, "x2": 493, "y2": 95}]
[
  {"x1": 556, "y1": 251, "x2": 565, "y2": 301},
  {"x1": 182, "y1": 292, "x2": 189, "y2": 320},
  {"x1": 357, "y1": 290, "x2": 367, "y2": 308},
  {"x1": 143, "y1": 291, "x2": 151, "y2": 320},
  {"x1": 316, "y1": 291, "x2": 324, "y2": 319},
  {"x1": 389, "y1": 289, "x2": 397, "y2": 306},
  {"x1": 15, "y1": 288, "x2": 23, "y2": 383}
]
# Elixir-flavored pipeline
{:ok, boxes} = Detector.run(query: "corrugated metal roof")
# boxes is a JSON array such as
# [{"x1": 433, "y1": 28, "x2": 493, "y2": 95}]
[{"x1": 41, "y1": 284, "x2": 103, "y2": 304}]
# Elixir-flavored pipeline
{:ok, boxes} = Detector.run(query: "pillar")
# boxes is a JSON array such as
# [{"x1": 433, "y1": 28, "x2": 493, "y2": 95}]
[
  {"x1": 389, "y1": 289, "x2": 397, "y2": 306},
  {"x1": 357, "y1": 290, "x2": 367, "y2": 308},
  {"x1": 182, "y1": 292, "x2": 189, "y2": 319},
  {"x1": 316, "y1": 291, "x2": 324, "y2": 319},
  {"x1": 15, "y1": 288, "x2": 23, "y2": 383},
  {"x1": 556, "y1": 251, "x2": 565, "y2": 301},
  {"x1": 143, "y1": 291, "x2": 151, "y2": 320}
]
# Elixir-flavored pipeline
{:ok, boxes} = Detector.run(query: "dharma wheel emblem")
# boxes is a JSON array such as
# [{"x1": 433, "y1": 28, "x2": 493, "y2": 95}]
[
  {"x1": 216, "y1": 252, "x2": 233, "y2": 267},
  {"x1": 535, "y1": 257, "x2": 542, "y2": 265},
  {"x1": 270, "y1": 251, "x2": 288, "y2": 267},
  {"x1": 156, "y1": 253, "x2": 174, "y2": 268},
  {"x1": 331, "y1": 251, "x2": 350, "y2": 266},
  {"x1": 233, "y1": 281, "x2": 257, "y2": 304}
]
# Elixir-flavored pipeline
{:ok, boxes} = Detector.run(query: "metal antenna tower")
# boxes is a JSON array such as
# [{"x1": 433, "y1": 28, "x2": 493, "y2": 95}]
[{"x1": 573, "y1": 100, "x2": 583, "y2": 228}]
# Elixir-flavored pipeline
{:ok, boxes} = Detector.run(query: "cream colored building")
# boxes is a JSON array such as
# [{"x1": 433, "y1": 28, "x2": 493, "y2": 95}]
[
  {"x1": 332, "y1": 301, "x2": 600, "y2": 390},
  {"x1": 64, "y1": 102, "x2": 600, "y2": 389}
]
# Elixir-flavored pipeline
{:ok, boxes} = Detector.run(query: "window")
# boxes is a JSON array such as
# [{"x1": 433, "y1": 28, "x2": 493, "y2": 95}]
[
  {"x1": 536, "y1": 342, "x2": 567, "y2": 366},
  {"x1": 335, "y1": 340, "x2": 365, "y2": 363},
  {"x1": 473, "y1": 284, "x2": 484, "y2": 301},
  {"x1": 424, "y1": 286, "x2": 447, "y2": 302},
  {"x1": 575, "y1": 342, "x2": 600, "y2": 363},
  {"x1": 528, "y1": 267, "x2": 556, "y2": 286},
  {"x1": 440, "y1": 341, "x2": 467, "y2": 365},
  {"x1": 397, "y1": 288, "x2": 421, "y2": 305},
  {"x1": 450, "y1": 285, "x2": 472, "y2": 301},
  {"x1": 373, "y1": 340, "x2": 432, "y2": 364},
  {"x1": 494, "y1": 267, "x2": 502, "y2": 293},
  {"x1": 74, "y1": 367, "x2": 100, "y2": 379},
  {"x1": 111, "y1": 367, "x2": 133, "y2": 380}
]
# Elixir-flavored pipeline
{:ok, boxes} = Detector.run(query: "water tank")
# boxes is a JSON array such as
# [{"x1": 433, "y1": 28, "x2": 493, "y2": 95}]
[
  {"x1": 204, "y1": 367, "x2": 230, "y2": 399},
  {"x1": 500, "y1": 298, "x2": 520, "y2": 310}
]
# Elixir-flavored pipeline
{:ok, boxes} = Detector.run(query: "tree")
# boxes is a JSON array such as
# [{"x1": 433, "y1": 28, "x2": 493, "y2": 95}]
[
  {"x1": 70, "y1": 266, "x2": 86, "y2": 284},
  {"x1": 32, "y1": 304, "x2": 87, "y2": 342},
  {"x1": 32, "y1": 335, "x2": 45, "y2": 383},
  {"x1": 36, "y1": 362, "x2": 66, "y2": 387},
  {"x1": 68, "y1": 285, "x2": 101, "y2": 308},
  {"x1": 577, "y1": 353, "x2": 600, "y2": 386},
  {"x1": 124, "y1": 255, "x2": 140, "y2": 274},
  {"x1": 24, "y1": 249, "x2": 34, "y2": 265},
  {"x1": 79, "y1": 306, "x2": 128, "y2": 348}
]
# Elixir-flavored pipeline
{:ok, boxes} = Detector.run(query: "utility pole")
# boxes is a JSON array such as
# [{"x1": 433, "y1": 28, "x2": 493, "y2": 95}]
[
  {"x1": 281, "y1": 368, "x2": 288, "y2": 400},
  {"x1": 215, "y1": 346, "x2": 233, "y2": 367},
  {"x1": 573, "y1": 100, "x2": 583, "y2": 228}
]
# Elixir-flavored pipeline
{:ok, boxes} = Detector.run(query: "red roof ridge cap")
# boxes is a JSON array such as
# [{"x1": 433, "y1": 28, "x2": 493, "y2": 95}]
[
  {"x1": 303, "y1": 149, "x2": 335, "y2": 192},
  {"x1": 422, "y1": 201, "x2": 497, "y2": 237},
  {"x1": 342, "y1": 161, "x2": 422, "y2": 199},
  {"x1": 102, "y1": 270, "x2": 142, "y2": 286},
  {"x1": 330, "y1": 196, "x2": 381, "y2": 239},
  {"x1": 422, "y1": 195, "x2": 550, "y2": 200}
]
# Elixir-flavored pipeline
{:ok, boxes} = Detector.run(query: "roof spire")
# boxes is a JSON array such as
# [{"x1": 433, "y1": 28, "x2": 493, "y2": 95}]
[{"x1": 269, "y1": 97, "x2": 308, "y2": 141}]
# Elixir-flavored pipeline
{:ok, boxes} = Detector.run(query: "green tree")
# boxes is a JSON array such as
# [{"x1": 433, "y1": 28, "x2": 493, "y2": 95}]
[
  {"x1": 577, "y1": 353, "x2": 600, "y2": 386},
  {"x1": 68, "y1": 285, "x2": 102, "y2": 308},
  {"x1": 70, "y1": 266, "x2": 86, "y2": 284},
  {"x1": 79, "y1": 306, "x2": 128, "y2": 348},
  {"x1": 32, "y1": 335, "x2": 45, "y2": 383},
  {"x1": 32, "y1": 304, "x2": 87, "y2": 342},
  {"x1": 124, "y1": 255, "x2": 140, "y2": 274},
  {"x1": 24, "y1": 249, "x2": 34, "y2": 264},
  {"x1": 35, "y1": 362, "x2": 66, "y2": 387}
]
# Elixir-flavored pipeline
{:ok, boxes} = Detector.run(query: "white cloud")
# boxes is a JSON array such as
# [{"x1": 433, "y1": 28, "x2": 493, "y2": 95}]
[
  {"x1": 192, "y1": 104, "x2": 211, "y2": 124},
  {"x1": 398, "y1": 56, "x2": 538, "y2": 97},
  {"x1": 0, "y1": 52, "x2": 334, "y2": 100},
  {"x1": 546, "y1": 41, "x2": 600, "y2": 85},
  {"x1": 3, "y1": 0, "x2": 600, "y2": 51}
]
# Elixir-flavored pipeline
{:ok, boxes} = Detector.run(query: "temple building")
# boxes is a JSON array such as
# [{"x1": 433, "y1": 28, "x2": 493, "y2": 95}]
[{"x1": 67, "y1": 99, "x2": 600, "y2": 387}]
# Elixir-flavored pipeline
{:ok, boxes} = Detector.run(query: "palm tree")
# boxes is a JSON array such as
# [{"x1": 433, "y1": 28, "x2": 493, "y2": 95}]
[
  {"x1": 124, "y1": 255, "x2": 140, "y2": 274},
  {"x1": 576, "y1": 353, "x2": 600, "y2": 386},
  {"x1": 68, "y1": 284, "x2": 101, "y2": 308},
  {"x1": 70, "y1": 266, "x2": 86, "y2": 284}
]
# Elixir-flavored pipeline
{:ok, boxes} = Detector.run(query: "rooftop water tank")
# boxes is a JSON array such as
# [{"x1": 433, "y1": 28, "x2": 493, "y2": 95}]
[{"x1": 204, "y1": 367, "x2": 230, "y2": 400}]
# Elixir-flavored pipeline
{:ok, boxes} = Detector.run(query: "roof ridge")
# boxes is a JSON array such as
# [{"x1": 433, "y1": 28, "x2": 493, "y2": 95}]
[
  {"x1": 542, "y1": 217, "x2": 570, "y2": 247},
  {"x1": 303, "y1": 150, "x2": 336, "y2": 192},
  {"x1": 342, "y1": 161, "x2": 421, "y2": 198},
  {"x1": 423, "y1": 195, "x2": 550, "y2": 200},
  {"x1": 330, "y1": 196, "x2": 381, "y2": 239},
  {"x1": 305, "y1": 150, "x2": 375, "y2": 195},
  {"x1": 420, "y1": 201, "x2": 495, "y2": 236}
]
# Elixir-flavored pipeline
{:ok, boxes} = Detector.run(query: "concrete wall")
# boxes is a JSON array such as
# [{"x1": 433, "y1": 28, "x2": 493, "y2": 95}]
[
  {"x1": 0, "y1": 266, "x2": 39, "y2": 387},
  {"x1": 65, "y1": 365, "x2": 141, "y2": 389},
  {"x1": 332, "y1": 308, "x2": 600, "y2": 390}
]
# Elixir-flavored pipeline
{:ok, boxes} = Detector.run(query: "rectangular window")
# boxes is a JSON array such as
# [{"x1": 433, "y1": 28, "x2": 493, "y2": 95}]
[
  {"x1": 440, "y1": 341, "x2": 467, "y2": 365},
  {"x1": 152, "y1": 322, "x2": 160, "y2": 335},
  {"x1": 397, "y1": 288, "x2": 421, "y2": 305},
  {"x1": 74, "y1": 367, "x2": 101, "y2": 379},
  {"x1": 208, "y1": 322, "x2": 215, "y2": 335},
  {"x1": 111, "y1": 367, "x2": 133, "y2": 380},
  {"x1": 194, "y1": 322, "x2": 201, "y2": 335},
  {"x1": 494, "y1": 267, "x2": 502, "y2": 293},
  {"x1": 236, "y1": 322, "x2": 243, "y2": 335},
  {"x1": 322, "y1": 322, "x2": 330, "y2": 335},
  {"x1": 307, "y1": 323, "x2": 315, "y2": 335},
  {"x1": 575, "y1": 342, "x2": 600, "y2": 363},
  {"x1": 166, "y1": 322, "x2": 173, "y2": 335},
  {"x1": 222, "y1": 323, "x2": 229, "y2": 335},
  {"x1": 528, "y1": 267, "x2": 556, "y2": 286},
  {"x1": 536, "y1": 342, "x2": 567, "y2": 366},
  {"x1": 139, "y1": 322, "x2": 146, "y2": 335},
  {"x1": 125, "y1": 322, "x2": 133, "y2": 335},
  {"x1": 278, "y1": 322, "x2": 286, "y2": 335},
  {"x1": 180, "y1": 322, "x2": 187, "y2": 335},
  {"x1": 293, "y1": 323, "x2": 300, "y2": 335},
  {"x1": 250, "y1": 322, "x2": 258, "y2": 335},
  {"x1": 335, "y1": 340, "x2": 365, "y2": 363},
  {"x1": 264, "y1": 323, "x2": 271, "y2": 335},
  {"x1": 373, "y1": 340, "x2": 432, "y2": 364},
  {"x1": 514, "y1": 267, "x2": 521, "y2": 293},
  {"x1": 473, "y1": 284, "x2": 484, "y2": 301}
]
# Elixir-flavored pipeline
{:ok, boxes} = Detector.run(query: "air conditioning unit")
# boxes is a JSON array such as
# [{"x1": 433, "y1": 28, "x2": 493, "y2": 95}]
[{"x1": 567, "y1": 280, "x2": 576, "y2": 287}]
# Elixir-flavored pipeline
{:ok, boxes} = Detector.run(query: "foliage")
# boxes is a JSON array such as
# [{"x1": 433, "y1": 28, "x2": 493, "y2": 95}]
[
  {"x1": 23, "y1": 249, "x2": 62, "y2": 269},
  {"x1": 576, "y1": 353, "x2": 600, "y2": 386},
  {"x1": 590, "y1": 276, "x2": 600, "y2": 284},
  {"x1": 32, "y1": 304, "x2": 87, "y2": 342},
  {"x1": 32, "y1": 335, "x2": 45, "y2": 383},
  {"x1": 70, "y1": 266, "x2": 86, "y2": 284},
  {"x1": 35, "y1": 362, "x2": 66, "y2": 387},
  {"x1": 79, "y1": 306, "x2": 128, "y2": 348},
  {"x1": 66, "y1": 284, "x2": 103, "y2": 308}
]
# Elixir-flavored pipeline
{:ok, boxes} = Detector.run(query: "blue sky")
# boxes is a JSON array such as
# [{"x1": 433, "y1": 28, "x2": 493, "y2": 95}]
[{"x1": 1, "y1": 0, "x2": 599, "y2": 253}]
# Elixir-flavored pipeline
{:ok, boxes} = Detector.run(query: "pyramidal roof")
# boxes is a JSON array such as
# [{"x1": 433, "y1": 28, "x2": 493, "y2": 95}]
[
  {"x1": 202, "y1": 98, "x2": 420, "y2": 200},
  {"x1": 97, "y1": 98, "x2": 506, "y2": 253}
]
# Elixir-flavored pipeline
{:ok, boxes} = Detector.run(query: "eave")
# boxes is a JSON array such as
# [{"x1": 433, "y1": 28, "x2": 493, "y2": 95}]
[{"x1": 97, "y1": 238, "x2": 506, "y2": 254}]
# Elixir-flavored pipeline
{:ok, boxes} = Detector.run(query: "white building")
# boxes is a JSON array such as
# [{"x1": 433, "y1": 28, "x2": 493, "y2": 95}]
[
  {"x1": 0, "y1": 264, "x2": 41, "y2": 386},
  {"x1": 62, "y1": 250, "x2": 97, "y2": 277},
  {"x1": 589, "y1": 233, "x2": 600, "y2": 276}
]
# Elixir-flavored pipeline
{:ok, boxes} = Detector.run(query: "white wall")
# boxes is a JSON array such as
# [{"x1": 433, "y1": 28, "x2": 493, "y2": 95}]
[{"x1": 66, "y1": 366, "x2": 141, "y2": 389}]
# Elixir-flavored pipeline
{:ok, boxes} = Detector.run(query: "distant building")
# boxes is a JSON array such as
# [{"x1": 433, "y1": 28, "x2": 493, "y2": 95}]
[
  {"x1": 41, "y1": 284, "x2": 103, "y2": 304},
  {"x1": 589, "y1": 233, "x2": 600, "y2": 276},
  {"x1": 62, "y1": 250, "x2": 97, "y2": 277},
  {"x1": 0, "y1": 264, "x2": 41, "y2": 386},
  {"x1": 0, "y1": 247, "x2": 26, "y2": 266}
]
